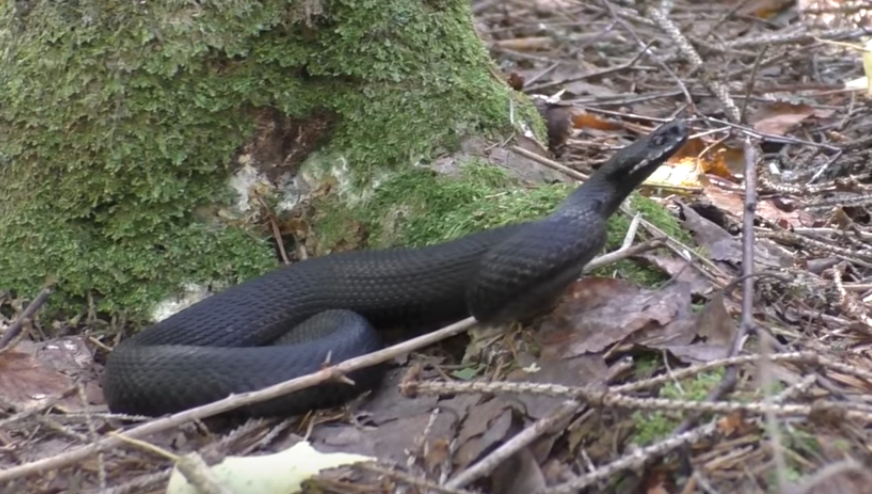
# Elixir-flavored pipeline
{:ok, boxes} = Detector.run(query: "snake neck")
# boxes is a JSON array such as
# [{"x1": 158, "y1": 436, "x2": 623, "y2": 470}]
[{"x1": 567, "y1": 174, "x2": 638, "y2": 218}]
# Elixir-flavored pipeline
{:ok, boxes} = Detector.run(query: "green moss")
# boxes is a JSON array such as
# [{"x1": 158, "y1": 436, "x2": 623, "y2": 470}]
[
  {"x1": 631, "y1": 368, "x2": 724, "y2": 446},
  {"x1": 634, "y1": 354, "x2": 662, "y2": 379},
  {"x1": 310, "y1": 163, "x2": 572, "y2": 250},
  {"x1": 783, "y1": 429, "x2": 822, "y2": 457},
  {"x1": 631, "y1": 410, "x2": 676, "y2": 446},
  {"x1": 368, "y1": 165, "x2": 572, "y2": 247},
  {"x1": 661, "y1": 369, "x2": 724, "y2": 400},
  {"x1": 633, "y1": 194, "x2": 694, "y2": 246},
  {"x1": 595, "y1": 260, "x2": 667, "y2": 287},
  {"x1": 0, "y1": 0, "x2": 534, "y2": 320}
]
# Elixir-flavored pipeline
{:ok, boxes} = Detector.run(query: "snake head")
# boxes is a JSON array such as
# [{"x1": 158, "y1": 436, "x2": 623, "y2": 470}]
[
  {"x1": 602, "y1": 119, "x2": 689, "y2": 182},
  {"x1": 586, "y1": 119, "x2": 689, "y2": 216}
]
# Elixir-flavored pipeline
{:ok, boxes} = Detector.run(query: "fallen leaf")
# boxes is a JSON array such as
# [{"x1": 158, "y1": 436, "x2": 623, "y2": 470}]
[
  {"x1": 635, "y1": 254, "x2": 713, "y2": 296},
  {"x1": 166, "y1": 441, "x2": 373, "y2": 494},
  {"x1": 677, "y1": 201, "x2": 792, "y2": 270},
  {"x1": 0, "y1": 336, "x2": 95, "y2": 412},
  {"x1": 737, "y1": 0, "x2": 793, "y2": 17},
  {"x1": 646, "y1": 158, "x2": 704, "y2": 189},
  {"x1": 308, "y1": 367, "x2": 475, "y2": 464},
  {"x1": 508, "y1": 354, "x2": 610, "y2": 420},
  {"x1": 454, "y1": 398, "x2": 520, "y2": 469},
  {"x1": 571, "y1": 112, "x2": 623, "y2": 131},
  {"x1": 695, "y1": 292, "x2": 737, "y2": 346},
  {"x1": 749, "y1": 102, "x2": 816, "y2": 135},
  {"x1": 635, "y1": 292, "x2": 737, "y2": 364},
  {"x1": 707, "y1": 144, "x2": 747, "y2": 179},
  {"x1": 539, "y1": 278, "x2": 692, "y2": 357},
  {"x1": 717, "y1": 410, "x2": 753, "y2": 436},
  {"x1": 0, "y1": 350, "x2": 74, "y2": 409},
  {"x1": 704, "y1": 185, "x2": 815, "y2": 227},
  {"x1": 492, "y1": 37, "x2": 555, "y2": 52},
  {"x1": 491, "y1": 448, "x2": 547, "y2": 494},
  {"x1": 668, "y1": 135, "x2": 742, "y2": 180}
]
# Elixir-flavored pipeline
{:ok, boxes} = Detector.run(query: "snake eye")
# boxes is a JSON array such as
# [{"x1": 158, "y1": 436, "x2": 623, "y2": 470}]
[{"x1": 651, "y1": 135, "x2": 667, "y2": 147}]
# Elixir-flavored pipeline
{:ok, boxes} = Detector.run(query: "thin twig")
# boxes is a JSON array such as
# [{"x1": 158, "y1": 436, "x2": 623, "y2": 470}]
[
  {"x1": 546, "y1": 422, "x2": 720, "y2": 494},
  {"x1": 408, "y1": 379, "x2": 872, "y2": 422},
  {"x1": 359, "y1": 463, "x2": 480, "y2": 494},
  {"x1": 0, "y1": 280, "x2": 56, "y2": 351}
]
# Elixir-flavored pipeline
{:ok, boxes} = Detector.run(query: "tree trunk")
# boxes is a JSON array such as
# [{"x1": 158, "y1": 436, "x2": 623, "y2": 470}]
[{"x1": 0, "y1": 0, "x2": 555, "y2": 321}]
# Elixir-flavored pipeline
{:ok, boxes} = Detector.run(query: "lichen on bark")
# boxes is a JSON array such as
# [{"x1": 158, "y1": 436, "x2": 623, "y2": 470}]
[{"x1": 0, "y1": 0, "x2": 543, "y2": 321}]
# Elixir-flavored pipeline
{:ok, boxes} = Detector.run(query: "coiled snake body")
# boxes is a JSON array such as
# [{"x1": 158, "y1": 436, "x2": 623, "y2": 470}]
[{"x1": 103, "y1": 120, "x2": 689, "y2": 417}]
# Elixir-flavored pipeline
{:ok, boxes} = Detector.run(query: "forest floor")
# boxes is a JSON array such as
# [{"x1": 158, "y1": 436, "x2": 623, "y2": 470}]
[{"x1": 4, "y1": 1, "x2": 872, "y2": 493}]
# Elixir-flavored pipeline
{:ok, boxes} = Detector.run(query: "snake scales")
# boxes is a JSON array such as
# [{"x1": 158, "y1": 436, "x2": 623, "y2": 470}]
[{"x1": 102, "y1": 120, "x2": 689, "y2": 417}]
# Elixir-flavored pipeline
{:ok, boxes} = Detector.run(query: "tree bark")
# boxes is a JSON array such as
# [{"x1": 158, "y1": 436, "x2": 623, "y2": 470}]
[{"x1": 0, "y1": 0, "x2": 552, "y2": 321}]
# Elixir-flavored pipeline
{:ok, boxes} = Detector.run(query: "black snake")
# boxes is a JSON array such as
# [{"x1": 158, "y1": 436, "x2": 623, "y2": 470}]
[{"x1": 102, "y1": 120, "x2": 689, "y2": 417}]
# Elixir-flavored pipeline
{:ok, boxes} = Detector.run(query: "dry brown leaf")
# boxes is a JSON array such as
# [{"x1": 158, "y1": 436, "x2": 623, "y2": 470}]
[
  {"x1": 678, "y1": 201, "x2": 792, "y2": 270},
  {"x1": 0, "y1": 350, "x2": 74, "y2": 410},
  {"x1": 749, "y1": 102, "x2": 816, "y2": 136},
  {"x1": 672, "y1": 133, "x2": 712, "y2": 160},
  {"x1": 491, "y1": 448, "x2": 547, "y2": 494},
  {"x1": 717, "y1": 410, "x2": 751, "y2": 436},
  {"x1": 571, "y1": 112, "x2": 623, "y2": 131},
  {"x1": 0, "y1": 336, "x2": 98, "y2": 412},
  {"x1": 705, "y1": 185, "x2": 815, "y2": 227},
  {"x1": 694, "y1": 292, "x2": 736, "y2": 347},
  {"x1": 646, "y1": 157, "x2": 704, "y2": 188},
  {"x1": 635, "y1": 254, "x2": 713, "y2": 296},
  {"x1": 492, "y1": 37, "x2": 555, "y2": 52},
  {"x1": 454, "y1": 398, "x2": 519, "y2": 469},
  {"x1": 539, "y1": 278, "x2": 691, "y2": 357},
  {"x1": 707, "y1": 145, "x2": 746, "y2": 178},
  {"x1": 509, "y1": 354, "x2": 609, "y2": 420},
  {"x1": 307, "y1": 367, "x2": 474, "y2": 464},
  {"x1": 643, "y1": 465, "x2": 672, "y2": 494},
  {"x1": 737, "y1": 0, "x2": 794, "y2": 17},
  {"x1": 635, "y1": 292, "x2": 737, "y2": 364},
  {"x1": 659, "y1": 135, "x2": 741, "y2": 182}
]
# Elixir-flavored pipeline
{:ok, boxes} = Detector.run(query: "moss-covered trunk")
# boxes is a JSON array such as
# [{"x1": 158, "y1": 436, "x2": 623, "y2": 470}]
[{"x1": 0, "y1": 0, "x2": 551, "y2": 320}]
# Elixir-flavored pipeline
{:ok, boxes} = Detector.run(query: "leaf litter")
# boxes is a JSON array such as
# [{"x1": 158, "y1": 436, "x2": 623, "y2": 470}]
[{"x1": 6, "y1": 1, "x2": 872, "y2": 494}]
